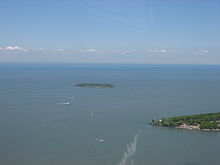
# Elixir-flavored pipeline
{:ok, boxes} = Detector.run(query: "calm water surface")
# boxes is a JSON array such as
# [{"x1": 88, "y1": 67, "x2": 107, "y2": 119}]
[{"x1": 0, "y1": 64, "x2": 220, "y2": 165}]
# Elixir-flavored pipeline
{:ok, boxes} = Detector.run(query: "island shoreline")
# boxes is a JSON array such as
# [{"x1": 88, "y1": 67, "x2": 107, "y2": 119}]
[{"x1": 150, "y1": 112, "x2": 220, "y2": 131}]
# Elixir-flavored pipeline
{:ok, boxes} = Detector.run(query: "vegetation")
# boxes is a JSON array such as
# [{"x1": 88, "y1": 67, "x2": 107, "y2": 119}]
[
  {"x1": 75, "y1": 83, "x2": 115, "y2": 88},
  {"x1": 151, "y1": 112, "x2": 220, "y2": 130}
]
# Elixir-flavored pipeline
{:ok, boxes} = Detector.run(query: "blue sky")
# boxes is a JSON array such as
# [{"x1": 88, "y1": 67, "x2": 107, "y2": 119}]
[{"x1": 0, "y1": 0, "x2": 220, "y2": 64}]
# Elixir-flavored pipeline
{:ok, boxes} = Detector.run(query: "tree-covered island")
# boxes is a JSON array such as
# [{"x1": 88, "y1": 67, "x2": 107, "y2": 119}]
[
  {"x1": 75, "y1": 83, "x2": 115, "y2": 88},
  {"x1": 151, "y1": 112, "x2": 220, "y2": 131}
]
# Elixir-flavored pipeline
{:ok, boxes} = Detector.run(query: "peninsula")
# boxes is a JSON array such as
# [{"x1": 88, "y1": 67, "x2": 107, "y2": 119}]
[
  {"x1": 75, "y1": 83, "x2": 114, "y2": 88},
  {"x1": 151, "y1": 112, "x2": 220, "y2": 131}
]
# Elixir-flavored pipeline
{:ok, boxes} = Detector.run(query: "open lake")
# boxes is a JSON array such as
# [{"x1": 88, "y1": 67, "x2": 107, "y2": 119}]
[{"x1": 0, "y1": 64, "x2": 220, "y2": 165}]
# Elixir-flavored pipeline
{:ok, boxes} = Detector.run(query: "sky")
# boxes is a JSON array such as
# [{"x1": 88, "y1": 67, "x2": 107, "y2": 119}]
[{"x1": 0, "y1": 0, "x2": 220, "y2": 64}]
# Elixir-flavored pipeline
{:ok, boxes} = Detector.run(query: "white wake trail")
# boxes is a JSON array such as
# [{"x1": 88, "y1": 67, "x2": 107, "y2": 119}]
[
  {"x1": 72, "y1": 131, "x2": 104, "y2": 142},
  {"x1": 117, "y1": 130, "x2": 141, "y2": 165},
  {"x1": 0, "y1": 101, "x2": 71, "y2": 109}
]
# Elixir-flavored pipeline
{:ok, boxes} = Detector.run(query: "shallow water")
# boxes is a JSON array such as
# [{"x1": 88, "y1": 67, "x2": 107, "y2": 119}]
[{"x1": 0, "y1": 64, "x2": 220, "y2": 165}]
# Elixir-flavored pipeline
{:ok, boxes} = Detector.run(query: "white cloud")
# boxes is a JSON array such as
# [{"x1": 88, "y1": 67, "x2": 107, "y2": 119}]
[
  {"x1": 0, "y1": 46, "x2": 29, "y2": 52},
  {"x1": 37, "y1": 48, "x2": 45, "y2": 51},
  {"x1": 120, "y1": 51, "x2": 127, "y2": 55},
  {"x1": 53, "y1": 48, "x2": 65, "y2": 52},
  {"x1": 200, "y1": 50, "x2": 209, "y2": 54},
  {"x1": 147, "y1": 49, "x2": 167, "y2": 53},
  {"x1": 80, "y1": 49, "x2": 96, "y2": 53},
  {"x1": 4, "y1": 46, "x2": 24, "y2": 51}
]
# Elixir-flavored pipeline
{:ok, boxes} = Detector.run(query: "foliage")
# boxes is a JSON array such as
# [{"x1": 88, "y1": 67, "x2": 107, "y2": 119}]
[{"x1": 151, "y1": 112, "x2": 220, "y2": 130}]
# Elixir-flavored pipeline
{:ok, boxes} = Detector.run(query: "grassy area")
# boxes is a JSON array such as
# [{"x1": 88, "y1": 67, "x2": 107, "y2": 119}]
[{"x1": 151, "y1": 112, "x2": 220, "y2": 130}]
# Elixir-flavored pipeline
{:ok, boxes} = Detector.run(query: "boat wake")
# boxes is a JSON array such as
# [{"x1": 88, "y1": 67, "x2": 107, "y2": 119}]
[
  {"x1": 58, "y1": 102, "x2": 70, "y2": 105},
  {"x1": 65, "y1": 96, "x2": 74, "y2": 99},
  {"x1": 95, "y1": 138, "x2": 104, "y2": 142},
  {"x1": 72, "y1": 131, "x2": 104, "y2": 142},
  {"x1": 0, "y1": 101, "x2": 71, "y2": 109},
  {"x1": 117, "y1": 130, "x2": 141, "y2": 165}
]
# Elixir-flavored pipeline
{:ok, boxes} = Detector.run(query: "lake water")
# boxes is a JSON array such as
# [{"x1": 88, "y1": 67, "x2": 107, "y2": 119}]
[{"x1": 0, "y1": 64, "x2": 220, "y2": 165}]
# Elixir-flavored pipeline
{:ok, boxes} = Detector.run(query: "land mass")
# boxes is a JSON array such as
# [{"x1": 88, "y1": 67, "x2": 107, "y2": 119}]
[
  {"x1": 75, "y1": 83, "x2": 114, "y2": 88},
  {"x1": 151, "y1": 112, "x2": 220, "y2": 131}
]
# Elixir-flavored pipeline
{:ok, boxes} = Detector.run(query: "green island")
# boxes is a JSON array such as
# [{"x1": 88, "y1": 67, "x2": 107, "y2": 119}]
[
  {"x1": 75, "y1": 83, "x2": 115, "y2": 88},
  {"x1": 151, "y1": 112, "x2": 220, "y2": 131}
]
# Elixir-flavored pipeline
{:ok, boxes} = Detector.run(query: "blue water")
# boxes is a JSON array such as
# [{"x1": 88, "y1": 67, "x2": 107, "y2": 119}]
[{"x1": 0, "y1": 64, "x2": 220, "y2": 165}]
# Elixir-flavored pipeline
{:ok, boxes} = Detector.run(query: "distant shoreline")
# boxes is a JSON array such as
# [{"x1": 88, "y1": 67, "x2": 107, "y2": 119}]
[
  {"x1": 75, "y1": 83, "x2": 115, "y2": 88},
  {"x1": 1, "y1": 63, "x2": 220, "y2": 66}
]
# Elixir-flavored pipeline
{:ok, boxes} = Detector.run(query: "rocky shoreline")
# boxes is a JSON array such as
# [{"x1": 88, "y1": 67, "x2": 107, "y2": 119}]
[{"x1": 176, "y1": 123, "x2": 220, "y2": 131}]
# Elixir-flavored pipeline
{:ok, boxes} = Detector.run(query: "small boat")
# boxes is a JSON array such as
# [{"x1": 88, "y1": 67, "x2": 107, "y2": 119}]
[
  {"x1": 59, "y1": 102, "x2": 70, "y2": 105},
  {"x1": 91, "y1": 112, "x2": 94, "y2": 117},
  {"x1": 96, "y1": 139, "x2": 104, "y2": 142}
]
